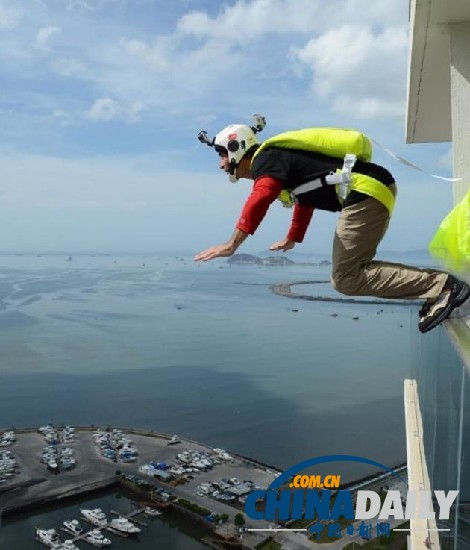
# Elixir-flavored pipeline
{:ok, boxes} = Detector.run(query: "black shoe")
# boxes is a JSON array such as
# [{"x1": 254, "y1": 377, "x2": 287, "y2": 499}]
[
  {"x1": 419, "y1": 300, "x2": 432, "y2": 317},
  {"x1": 418, "y1": 276, "x2": 470, "y2": 333}
]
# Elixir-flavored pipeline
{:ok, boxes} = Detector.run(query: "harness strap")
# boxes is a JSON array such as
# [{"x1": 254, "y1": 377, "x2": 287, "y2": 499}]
[
  {"x1": 291, "y1": 177, "x2": 323, "y2": 197},
  {"x1": 338, "y1": 153, "x2": 357, "y2": 199},
  {"x1": 291, "y1": 153, "x2": 357, "y2": 199},
  {"x1": 278, "y1": 153, "x2": 395, "y2": 215}
]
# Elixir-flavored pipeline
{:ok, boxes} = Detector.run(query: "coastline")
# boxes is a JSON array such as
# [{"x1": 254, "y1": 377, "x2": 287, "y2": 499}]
[{"x1": 270, "y1": 280, "x2": 412, "y2": 305}]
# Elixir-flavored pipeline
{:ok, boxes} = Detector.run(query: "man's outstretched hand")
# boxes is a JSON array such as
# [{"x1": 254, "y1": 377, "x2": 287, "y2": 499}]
[
  {"x1": 194, "y1": 243, "x2": 235, "y2": 262},
  {"x1": 269, "y1": 239, "x2": 296, "y2": 252}
]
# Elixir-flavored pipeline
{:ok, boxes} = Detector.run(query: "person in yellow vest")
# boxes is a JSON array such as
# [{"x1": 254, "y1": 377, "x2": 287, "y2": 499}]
[{"x1": 194, "y1": 116, "x2": 469, "y2": 333}]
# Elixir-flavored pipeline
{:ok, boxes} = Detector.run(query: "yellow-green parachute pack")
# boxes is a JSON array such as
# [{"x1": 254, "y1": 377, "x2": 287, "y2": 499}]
[
  {"x1": 254, "y1": 127, "x2": 373, "y2": 162},
  {"x1": 429, "y1": 189, "x2": 470, "y2": 276}
]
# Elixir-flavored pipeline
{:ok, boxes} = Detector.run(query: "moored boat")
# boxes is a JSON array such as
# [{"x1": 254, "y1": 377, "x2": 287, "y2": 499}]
[
  {"x1": 109, "y1": 517, "x2": 140, "y2": 534},
  {"x1": 62, "y1": 519, "x2": 83, "y2": 536},
  {"x1": 61, "y1": 540, "x2": 79, "y2": 550},
  {"x1": 84, "y1": 529, "x2": 112, "y2": 547},
  {"x1": 35, "y1": 528, "x2": 62, "y2": 549},
  {"x1": 80, "y1": 508, "x2": 108, "y2": 527},
  {"x1": 144, "y1": 507, "x2": 162, "y2": 517}
]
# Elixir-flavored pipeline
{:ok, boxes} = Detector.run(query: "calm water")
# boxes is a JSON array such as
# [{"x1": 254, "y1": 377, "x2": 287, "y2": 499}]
[{"x1": 0, "y1": 252, "x2": 423, "y2": 548}]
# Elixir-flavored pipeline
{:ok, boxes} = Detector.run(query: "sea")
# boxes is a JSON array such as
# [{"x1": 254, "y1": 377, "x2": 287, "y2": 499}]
[{"x1": 0, "y1": 251, "x2": 428, "y2": 549}]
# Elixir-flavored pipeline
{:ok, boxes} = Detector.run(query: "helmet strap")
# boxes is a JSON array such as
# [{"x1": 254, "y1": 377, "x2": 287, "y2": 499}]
[
  {"x1": 229, "y1": 158, "x2": 238, "y2": 175},
  {"x1": 228, "y1": 158, "x2": 239, "y2": 183}
]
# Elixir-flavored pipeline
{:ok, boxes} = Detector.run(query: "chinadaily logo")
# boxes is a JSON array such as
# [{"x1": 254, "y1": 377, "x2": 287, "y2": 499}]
[{"x1": 244, "y1": 455, "x2": 457, "y2": 541}]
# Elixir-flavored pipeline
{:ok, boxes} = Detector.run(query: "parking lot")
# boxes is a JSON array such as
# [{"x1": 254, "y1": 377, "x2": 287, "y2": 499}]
[{"x1": 0, "y1": 427, "x2": 277, "y2": 519}]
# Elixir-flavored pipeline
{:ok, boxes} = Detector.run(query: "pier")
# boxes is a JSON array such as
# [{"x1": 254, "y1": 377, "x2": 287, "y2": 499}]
[{"x1": 270, "y1": 280, "x2": 411, "y2": 305}]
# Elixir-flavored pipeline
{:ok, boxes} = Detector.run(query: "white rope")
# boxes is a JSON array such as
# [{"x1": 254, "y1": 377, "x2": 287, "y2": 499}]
[{"x1": 371, "y1": 139, "x2": 461, "y2": 182}]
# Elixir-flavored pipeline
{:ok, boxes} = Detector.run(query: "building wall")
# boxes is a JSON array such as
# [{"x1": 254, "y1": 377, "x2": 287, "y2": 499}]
[
  {"x1": 449, "y1": 22, "x2": 470, "y2": 204},
  {"x1": 415, "y1": 327, "x2": 470, "y2": 549}
]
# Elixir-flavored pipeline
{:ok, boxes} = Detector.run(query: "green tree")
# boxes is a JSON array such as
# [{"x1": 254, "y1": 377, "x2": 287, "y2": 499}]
[{"x1": 234, "y1": 513, "x2": 246, "y2": 527}]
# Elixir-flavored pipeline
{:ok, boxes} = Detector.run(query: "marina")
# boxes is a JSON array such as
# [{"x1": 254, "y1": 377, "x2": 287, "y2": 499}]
[
  {"x1": 0, "y1": 426, "x2": 279, "y2": 549},
  {"x1": 0, "y1": 425, "x2": 409, "y2": 549},
  {"x1": 36, "y1": 506, "x2": 155, "y2": 548}
]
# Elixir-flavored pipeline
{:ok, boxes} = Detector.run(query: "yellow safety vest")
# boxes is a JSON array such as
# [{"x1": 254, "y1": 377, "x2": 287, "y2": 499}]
[{"x1": 252, "y1": 128, "x2": 395, "y2": 214}]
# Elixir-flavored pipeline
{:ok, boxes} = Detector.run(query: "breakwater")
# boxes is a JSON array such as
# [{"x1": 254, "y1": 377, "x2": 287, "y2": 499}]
[{"x1": 270, "y1": 280, "x2": 411, "y2": 305}]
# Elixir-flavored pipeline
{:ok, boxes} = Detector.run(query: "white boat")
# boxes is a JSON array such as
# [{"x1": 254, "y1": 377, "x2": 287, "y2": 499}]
[
  {"x1": 61, "y1": 541, "x2": 79, "y2": 550},
  {"x1": 38, "y1": 425, "x2": 53, "y2": 434},
  {"x1": 63, "y1": 519, "x2": 83, "y2": 536},
  {"x1": 80, "y1": 508, "x2": 108, "y2": 527},
  {"x1": 35, "y1": 528, "x2": 62, "y2": 548},
  {"x1": 84, "y1": 529, "x2": 112, "y2": 547},
  {"x1": 47, "y1": 460, "x2": 58, "y2": 471},
  {"x1": 109, "y1": 517, "x2": 141, "y2": 534},
  {"x1": 167, "y1": 434, "x2": 181, "y2": 445},
  {"x1": 144, "y1": 507, "x2": 162, "y2": 517}
]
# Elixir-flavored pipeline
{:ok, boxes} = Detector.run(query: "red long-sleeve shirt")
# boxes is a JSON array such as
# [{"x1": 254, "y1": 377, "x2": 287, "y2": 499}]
[{"x1": 236, "y1": 176, "x2": 314, "y2": 242}]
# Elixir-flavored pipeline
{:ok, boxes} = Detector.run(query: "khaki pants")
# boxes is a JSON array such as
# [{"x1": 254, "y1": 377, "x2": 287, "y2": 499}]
[{"x1": 332, "y1": 184, "x2": 447, "y2": 300}]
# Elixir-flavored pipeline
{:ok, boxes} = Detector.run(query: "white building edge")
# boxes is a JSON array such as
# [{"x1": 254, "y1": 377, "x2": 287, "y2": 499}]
[{"x1": 406, "y1": 1, "x2": 470, "y2": 548}]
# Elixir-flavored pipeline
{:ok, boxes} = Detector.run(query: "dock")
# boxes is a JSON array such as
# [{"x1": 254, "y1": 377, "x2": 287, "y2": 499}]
[
  {"x1": 34, "y1": 535, "x2": 51, "y2": 548},
  {"x1": 104, "y1": 525, "x2": 129, "y2": 538},
  {"x1": 110, "y1": 508, "x2": 148, "y2": 528}
]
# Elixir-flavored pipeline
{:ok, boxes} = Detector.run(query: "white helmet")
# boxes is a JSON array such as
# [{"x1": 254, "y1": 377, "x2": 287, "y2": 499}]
[
  {"x1": 198, "y1": 114, "x2": 266, "y2": 183},
  {"x1": 214, "y1": 124, "x2": 259, "y2": 182}
]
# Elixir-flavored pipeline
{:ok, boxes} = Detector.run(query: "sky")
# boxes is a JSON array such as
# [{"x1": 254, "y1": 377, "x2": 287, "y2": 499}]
[{"x1": 0, "y1": 0, "x2": 456, "y2": 255}]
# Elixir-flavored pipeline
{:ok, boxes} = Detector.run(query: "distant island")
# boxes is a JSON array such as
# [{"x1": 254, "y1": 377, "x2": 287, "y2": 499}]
[{"x1": 227, "y1": 253, "x2": 331, "y2": 267}]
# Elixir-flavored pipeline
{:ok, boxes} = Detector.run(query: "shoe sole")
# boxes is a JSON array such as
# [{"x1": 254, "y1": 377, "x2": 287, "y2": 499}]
[{"x1": 419, "y1": 284, "x2": 470, "y2": 333}]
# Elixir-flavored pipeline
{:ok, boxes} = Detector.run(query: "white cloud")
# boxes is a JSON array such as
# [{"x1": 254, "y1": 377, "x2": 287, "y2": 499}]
[
  {"x1": 292, "y1": 25, "x2": 408, "y2": 118},
  {"x1": 332, "y1": 96, "x2": 404, "y2": 119},
  {"x1": 85, "y1": 97, "x2": 145, "y2": 123},
  {"x1": 65, "y1": 0, "x2": 123, "y2": 11},
  {"x1": 36, "y1": 25, "x2": 61, "y2": 52},
  {"x1": 121, "y1": 38, "x2": 173, "y2": 71},
  {"x1": 0, "y1": 0, "x2": 23, "y2": 29},
  {"x1": 112, "y1": 0, "x2": 410, "y2": 121},
  {"x1": 85, "y1": 97, "x2": 121, "y2": 121},
  {"x1": 0, "y1": 0, "x2": 412, "y2": 129},
  {"x1": 176, "y1": 1, "x2": 304, "y2": 41},
  {"x1": 176, "y1": 0, "x2": 407, "y2": 44},
  {"x1": 0, "y1": 0, "x2": 455, "y2": 256}
]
